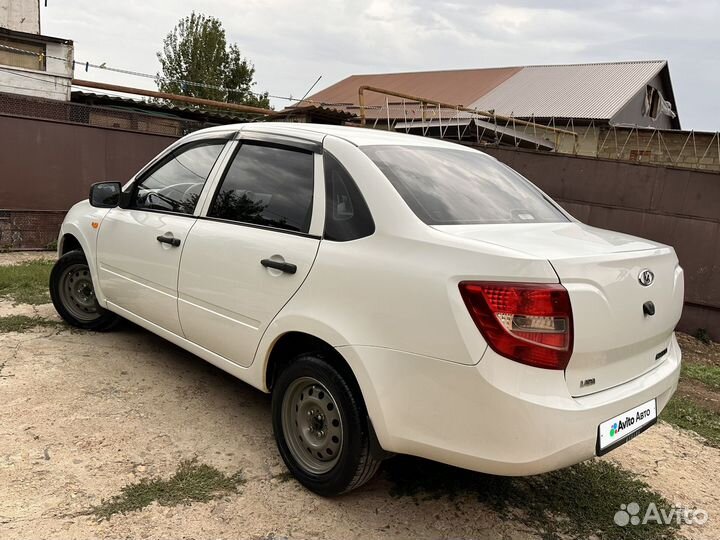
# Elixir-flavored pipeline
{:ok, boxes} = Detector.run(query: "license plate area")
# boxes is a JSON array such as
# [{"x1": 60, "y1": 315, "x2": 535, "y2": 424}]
[{"x1": 596, "y1": 398, "x2": 657, "y2": 456}]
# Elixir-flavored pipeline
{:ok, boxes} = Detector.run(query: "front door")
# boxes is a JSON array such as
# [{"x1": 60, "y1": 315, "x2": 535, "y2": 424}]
[
  {"x1": 178, "y1": 140, "x2": 322, "y2": 366},
  {"x1": 97, "y1": 139, "x2": 227, "y2": 335}
]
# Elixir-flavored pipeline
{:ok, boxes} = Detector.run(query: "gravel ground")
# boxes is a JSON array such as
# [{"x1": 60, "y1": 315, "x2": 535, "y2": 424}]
[{"x1": 0, "y1": 252, "x2": 718, "y2": 539}]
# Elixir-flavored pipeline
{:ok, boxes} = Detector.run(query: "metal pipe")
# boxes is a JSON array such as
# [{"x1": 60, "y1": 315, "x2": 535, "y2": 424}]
[
  {"x1": 357, "y1": 85, "x2": 577, "y2": 137},
  {"x1": 72, "y1": 79, "x2": 274, "y2": 116}
]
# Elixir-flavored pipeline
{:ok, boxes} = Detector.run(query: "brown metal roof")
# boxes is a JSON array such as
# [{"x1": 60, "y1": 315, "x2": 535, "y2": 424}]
[
  {"x1": 296, "y1": 60, "x2": 675, "y2": 124},
  {"x1": 304, "y1": 67, "x2": 521, "y2": 109}
]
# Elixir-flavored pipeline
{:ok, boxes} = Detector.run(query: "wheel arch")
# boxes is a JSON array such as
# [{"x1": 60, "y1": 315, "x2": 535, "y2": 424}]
[
  {"x1": 56, "y1": 216, "x2": 107, "y2": 305},
  {"x1": 265, "y1": 331, "x2": 360, "y2": 397},
  {"x1": 58, "y1": 232, "x2": 82, "y2": 255},
  {"x1": 263, "y1": 330, "x2": 389, "y2": 458}
]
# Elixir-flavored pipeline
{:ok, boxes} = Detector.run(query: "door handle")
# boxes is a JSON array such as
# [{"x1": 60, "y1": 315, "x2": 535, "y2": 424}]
[
  {"x1": 261, "y1": 258, "x2": 297, "y2": 274},
  {"x1": 156, "y1": 235, "x2": 181, "y2": 247}
]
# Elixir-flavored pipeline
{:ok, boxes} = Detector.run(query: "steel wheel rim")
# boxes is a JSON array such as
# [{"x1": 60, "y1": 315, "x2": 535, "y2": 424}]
[
  {"x1": 58, "y1": 263, "x2": 101, "y2": 322},
  {"x1": 281, "y1": 376, "x2": 343, "y2": 475}
]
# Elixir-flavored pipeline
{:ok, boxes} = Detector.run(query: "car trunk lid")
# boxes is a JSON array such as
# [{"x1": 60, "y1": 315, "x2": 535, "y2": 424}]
[{"x1": 434, "y1": 222, "x2": 684, "y2": 396}]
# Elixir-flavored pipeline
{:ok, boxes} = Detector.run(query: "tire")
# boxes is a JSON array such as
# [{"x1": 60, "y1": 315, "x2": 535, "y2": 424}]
[
  {"x1": 272, "y1": 353, "x2": 382, "y2": 496},
  {"x1": 49, "y1": 250, "x2": 120, "y2": 331}
]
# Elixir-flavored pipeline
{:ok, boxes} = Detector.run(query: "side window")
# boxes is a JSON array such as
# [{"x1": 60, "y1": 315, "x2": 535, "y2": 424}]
[
  {"x1": 131, "y1": 141, "x2": 225, "y2": 215},
  {"x1": 323, "y1": 153, "x2": 375, "y2": 241},
  {"x1": 208, "y1": 143, "x2": 314, "y2": 233}
]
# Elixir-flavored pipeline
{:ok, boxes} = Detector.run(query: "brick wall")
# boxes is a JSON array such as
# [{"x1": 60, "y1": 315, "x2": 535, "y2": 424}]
[
  {"x1": 0, "y1": 210, "x2": 66, "y2": 250},
  {"x1": 597, "y1": 127, "x2": 720, "y2": 172}
]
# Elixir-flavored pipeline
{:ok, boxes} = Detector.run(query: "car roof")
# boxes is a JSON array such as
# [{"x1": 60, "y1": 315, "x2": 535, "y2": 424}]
[{"x1": 194, "y1": 122, "x2": 470, "y2": 149}]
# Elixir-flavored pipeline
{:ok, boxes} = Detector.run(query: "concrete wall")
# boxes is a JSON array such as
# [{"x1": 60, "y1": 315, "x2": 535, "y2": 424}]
[
  {"x1": 484, "y1": 146, "x2": 720, "y2": 340},
  {"x1": 0, "y1": 0, "x2": 40, "y2": 33}
]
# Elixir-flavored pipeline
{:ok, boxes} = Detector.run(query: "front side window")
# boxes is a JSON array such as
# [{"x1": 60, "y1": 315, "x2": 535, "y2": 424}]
[
  {"x1": 131, "y1": 141, "x2": 225, "y2": 215},
  {"x1": 362, "y1": 145, "x2": 568, "y2": 225},
  {"x1": 208, "y1": 143, "x2": 314, "y2": 233}
]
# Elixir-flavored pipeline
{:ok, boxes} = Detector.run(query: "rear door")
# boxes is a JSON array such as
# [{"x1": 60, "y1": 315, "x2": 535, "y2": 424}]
[
  {"x1": 178, "y1": 135, "x2": 323, "y2": 367},
  {"x1": 97, "y1": 139, "x2": 228, "y2": 334}
]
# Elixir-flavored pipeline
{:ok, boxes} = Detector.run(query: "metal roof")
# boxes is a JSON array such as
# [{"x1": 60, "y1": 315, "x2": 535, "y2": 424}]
[
  {"x1": 470, "y1": 61, "x2": 668, "y2": 120},
  {"x1": 302, "y1": 67, "x2": 521, "y2": 109},
  {"x1": 297, "y1": 60, "x2": 672, "y2": 122},
  {"x1": 71, "y1": 90, "x2": 247, "y2": 122}
]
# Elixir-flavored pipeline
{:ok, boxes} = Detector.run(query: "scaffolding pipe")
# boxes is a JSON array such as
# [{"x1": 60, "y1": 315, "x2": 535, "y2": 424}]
[
  {"x1": 72, "y1": 79, "x2": 274, "y2": 116},
  {"x1": 357, "y1": 85, "x2": 577, "y2": 137}
]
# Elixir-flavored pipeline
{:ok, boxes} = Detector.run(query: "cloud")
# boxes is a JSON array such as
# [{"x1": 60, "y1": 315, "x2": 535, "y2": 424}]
[{"x1": 41, "y1": 0, "x2": 719, "y2": 130}]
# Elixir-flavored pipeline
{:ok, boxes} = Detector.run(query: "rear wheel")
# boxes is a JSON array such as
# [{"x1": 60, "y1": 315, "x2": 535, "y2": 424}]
[
  {"x1": 272, "y1": 354, "x2": 382, "y2": 495},
  {"x1": 49, "y1": 250, "x2": 119, "y2": 331}
]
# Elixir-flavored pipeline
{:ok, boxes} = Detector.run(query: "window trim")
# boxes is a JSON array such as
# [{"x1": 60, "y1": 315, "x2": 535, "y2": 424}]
[
  {"x1": 197, "y1": 215, "x2": 322, "y2": 240},
  {"x1": 236, "y1": 130, "x2": 322, "y2": 154},
  {"x1": 125, "y1": 138, "x2": 229, "y2": 217},
  {"x1": 205, "y1": 139, "x2": 318, "y2": 236}
]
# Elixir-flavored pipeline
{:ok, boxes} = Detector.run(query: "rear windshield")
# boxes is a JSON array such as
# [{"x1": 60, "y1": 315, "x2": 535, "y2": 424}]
[{"x1": 362, "y1": 145, "x2": 568, "y2": 225}]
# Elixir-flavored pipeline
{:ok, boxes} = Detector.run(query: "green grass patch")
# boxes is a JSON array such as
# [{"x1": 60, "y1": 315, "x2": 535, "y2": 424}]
[
  {"x1": 0, "y1": 260, "x2": 53, "y2": 305},
  {"x1": 661, "y1": 396, "x2": 720, "y2": 448},
  {"x1": 385, "y1": 458, "x2": 678, "y2": 540},
  {"x1": 681, "y1": 363, "x2": 720, "y2": 391},
  {"x1": 91, "y1": 459, "x2": 244, "y2": 521},
  {"x1": 0, "y1": 315, "x2": 63, "y2": 333}
]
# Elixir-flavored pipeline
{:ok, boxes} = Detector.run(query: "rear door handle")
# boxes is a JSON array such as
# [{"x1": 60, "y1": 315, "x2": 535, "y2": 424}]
[
  {"x1": 261, "y1": 258, "x2": 297, "y2": 274},
  {"x1": 156, "y1": 235, "x2": 181, "y2": 247}
]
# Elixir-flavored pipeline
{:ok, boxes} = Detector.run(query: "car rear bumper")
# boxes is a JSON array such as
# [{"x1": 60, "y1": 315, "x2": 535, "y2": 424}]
[{"x1": 339, "y1": 333, "x2": 681, "y2": 476}]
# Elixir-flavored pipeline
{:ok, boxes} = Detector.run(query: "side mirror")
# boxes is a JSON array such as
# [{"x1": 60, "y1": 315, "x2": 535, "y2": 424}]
[{"x1": 89, "y1": 182, "x2": 122, "y2": 208}]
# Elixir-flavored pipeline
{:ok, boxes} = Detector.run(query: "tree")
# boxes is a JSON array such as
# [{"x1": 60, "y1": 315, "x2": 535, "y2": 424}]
[{"x1": 156, "y1": 12, "x2": 270, "y2": 108}]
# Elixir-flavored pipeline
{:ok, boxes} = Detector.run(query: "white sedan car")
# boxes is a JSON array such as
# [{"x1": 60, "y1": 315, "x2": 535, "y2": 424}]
[{"x1": 50, "y1": 123, "x2": 683, "y2": 495}]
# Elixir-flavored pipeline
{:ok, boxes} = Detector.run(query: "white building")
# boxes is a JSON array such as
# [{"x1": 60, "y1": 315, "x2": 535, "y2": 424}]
[{"x1": 0, "y1": 0, "x2": 73, "y2": 101}]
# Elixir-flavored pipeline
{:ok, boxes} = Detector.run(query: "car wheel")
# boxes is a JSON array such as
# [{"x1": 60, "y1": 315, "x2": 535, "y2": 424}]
[
  {"x1": 49, "y1": 250, "x2": 120, "y2": 331},
  {"x1": 272, "y1": 353, "x2": 382, "y2": 495}
]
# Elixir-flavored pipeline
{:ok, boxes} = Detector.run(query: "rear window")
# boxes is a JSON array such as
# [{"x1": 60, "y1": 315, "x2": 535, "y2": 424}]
[{"x1": 362, "y1": 145, "x2": 568, "y2": 225}]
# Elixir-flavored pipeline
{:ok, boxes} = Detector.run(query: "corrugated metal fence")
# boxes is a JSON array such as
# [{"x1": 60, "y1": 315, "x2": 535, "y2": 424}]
[
  {"x1": 484, "y1": 147, "x2": 720, "y2": 339},
  {"x1": 0, "y1": 113, "x2": 717, "y2": 338}
]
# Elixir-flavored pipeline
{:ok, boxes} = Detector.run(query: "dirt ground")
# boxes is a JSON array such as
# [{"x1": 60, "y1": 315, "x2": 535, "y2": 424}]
[{"x1": 1, "y1": 252, "x2": 718, "y2": 539}]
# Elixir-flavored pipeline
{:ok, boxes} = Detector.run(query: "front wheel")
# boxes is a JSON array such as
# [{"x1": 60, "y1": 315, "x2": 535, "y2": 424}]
[
  {"x1": 271, "y1": 354, "x2": 382, "y2": 495},
  {"x1": 49, "y1": 250, "x2": 120, "y2": 331}
]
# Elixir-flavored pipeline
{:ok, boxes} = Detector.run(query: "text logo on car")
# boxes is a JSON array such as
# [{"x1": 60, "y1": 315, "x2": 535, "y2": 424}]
[{"x1": 638, "y1": 269, "x2": 654, "y2": 287}]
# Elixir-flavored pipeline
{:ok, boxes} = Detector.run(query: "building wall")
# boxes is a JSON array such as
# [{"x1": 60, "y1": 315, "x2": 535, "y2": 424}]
[
  {"x1": 612, "y1": 73, "x2": 676, "y2": 129},
  {"x1": 0, "y1": 39, "x2": 73, "y2": 100},
  {"x1": 0, "y1": 0, "x2": 40, "y2": 33},
  {"x1": 484, "y1": 146, "x2": 720, "y2": 340}
]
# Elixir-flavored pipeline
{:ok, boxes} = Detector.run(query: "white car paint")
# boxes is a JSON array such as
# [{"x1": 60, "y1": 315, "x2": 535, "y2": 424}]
[{"x1": 56, "y1": 122, "x2": 683, "y2": 477}]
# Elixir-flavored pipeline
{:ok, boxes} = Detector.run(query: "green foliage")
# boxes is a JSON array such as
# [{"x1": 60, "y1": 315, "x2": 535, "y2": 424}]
[
  {"x1": 0, "y1": 315, "x2": 62, "y2": 333},
  {"x1": 385, "y1": 458, "x2": 678, "y2": 540},
  {"x1": 682, "y1": 363, "x2": 720, "y2": 391},
  {"x1": 0, "y1": 259, "x2": 53, "y2": 304},
  {"x1": 694, "y1": 328, "x2": 712, "y2": 345},
  {"x1": 156, "y1": 12, "x2": 270, "y2": 108},
  {"x1": 92, "y1": 459, "x2": 244, "y2": 520},
  {"x1": 661, "y1": 396, "x2": 720, "y2": 447}
]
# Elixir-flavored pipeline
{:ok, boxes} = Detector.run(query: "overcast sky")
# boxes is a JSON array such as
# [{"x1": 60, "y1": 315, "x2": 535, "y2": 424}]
[{"x1": 43, "y1": 0, "x2": 719, "y2": 131}]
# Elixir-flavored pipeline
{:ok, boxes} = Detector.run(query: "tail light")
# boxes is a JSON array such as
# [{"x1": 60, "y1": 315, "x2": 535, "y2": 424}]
[{"x1": 459, "y1": 282, "x2": 573, "y2": 370}]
